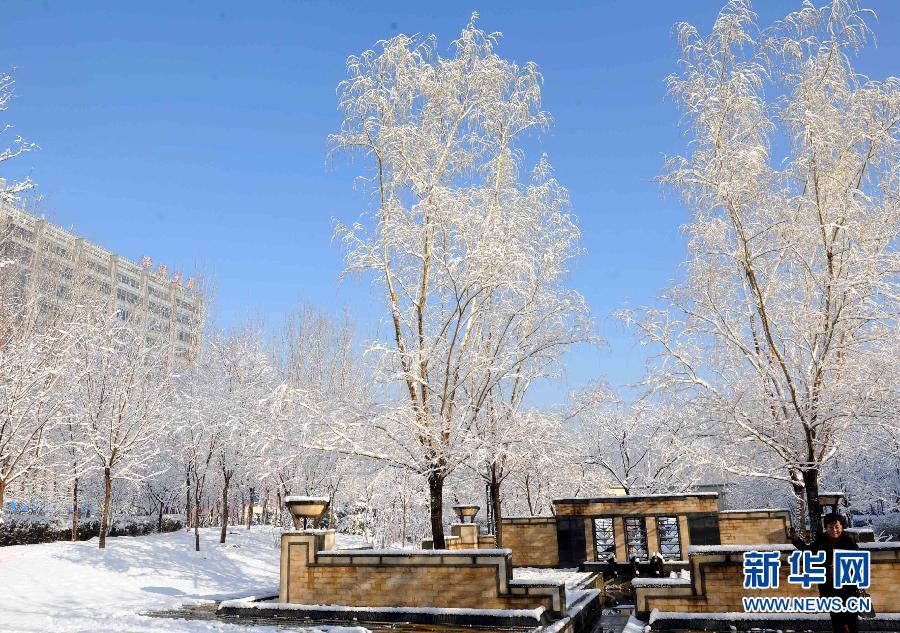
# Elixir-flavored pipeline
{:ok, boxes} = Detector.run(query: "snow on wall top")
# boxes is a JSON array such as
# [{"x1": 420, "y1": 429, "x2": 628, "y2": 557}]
[
  {"x1": 554, "y1": 492, "x2": 718, "y2": 503},
  {"x1": 508, "y1": 578, "x2": 566, "y2": 587},
  {"x1": 218, "y1": 598, "x2": 546, "y2": 619},
  {"x1": 317, "y1": 548, "x2": 512, "y2": 556},
  {"x1": 719, "y1": 509, "x2": 789, "y2": 514},
  {"x1": 688, "y1": 544, "x2": 796, "y2": 553},
  {"x1": 631, "y1": 577, "x2": 692, "y2": 588},
  {"x1": 859, "y1": 541, "x2": 900, "y2": 550},
  {"x1": 686, "y1": 541, "x2": 898, "y2": 553}
]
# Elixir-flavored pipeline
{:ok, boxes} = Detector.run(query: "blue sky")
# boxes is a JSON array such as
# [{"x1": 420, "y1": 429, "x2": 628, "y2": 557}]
[{"x1": 2, "y1": 1, "x2": 897, "y2": 403}]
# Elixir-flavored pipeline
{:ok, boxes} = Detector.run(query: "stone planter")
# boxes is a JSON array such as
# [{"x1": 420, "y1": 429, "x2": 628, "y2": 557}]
[
  {"x1": 284, "y1": 496, "x2": 329, "y2": 530},
  {"x1": 452, "y1": 505, "x2": 480, "y2": 524}
]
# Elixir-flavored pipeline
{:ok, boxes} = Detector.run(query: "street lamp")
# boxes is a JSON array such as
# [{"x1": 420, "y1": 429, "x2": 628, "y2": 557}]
[
  {"x1": 817, "y1": 491, "x2": 845, "y2": 514},
  {"x1": 452, "y1": 505, "x2": 480, "y2": 524},
  {"x1": 284, "y1": 496, "x2": 330, "y2": 530}
]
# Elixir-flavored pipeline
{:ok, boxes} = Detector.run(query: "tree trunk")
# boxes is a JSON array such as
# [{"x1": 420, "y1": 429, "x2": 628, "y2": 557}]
[
  {"x1": 247, "y1": 486, "x2": 254, "y2": 530},
  {"x1": 99, "y1": 467, "x2": 112, "y2": 549},
  {"x1": 194, "y1": 499, "x2": 201, "y2": 551},
  {"x1": 803, "y1": 467, "x2": 824, "y2": 542},
  {"x1": 157, "y1": 497, "x2": 164, "y2": 532},
  {"x1": 220, "y1": 475, "x2": 231, "y2": 544},
  {"x1": 0, "y1": 480, "x2": 6, "y2": 523},
  {"x1": 791, "y1": 481, "x2": 807, "y2": 540},
  {"x1": 71, "y1": 477, "x2": 80, "y2": 541},
  {"x1": 275, "y1": 491, "x2": 282, "y2": 527},
  {"x1": 194, "y1": 478, "x2": 202, "y2": 552},
  {"x1": 524, "y1": 474, "x2": 535, "y2": 516},
  {"x1": 185, "y1": 466, "x2": 191, "y2": 532},
  {"x1": 401, "y1": 496, "x2": 408, "y2": 547},
  {"x1": 428, "y1": 472, "x2": 446, "y2": 549},
  {"x1": 489, "y1": 473, "x2": 503, "y2": 547}
]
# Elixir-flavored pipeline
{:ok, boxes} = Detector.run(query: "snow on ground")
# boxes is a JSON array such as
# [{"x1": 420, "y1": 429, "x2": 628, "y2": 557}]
[{"x1": 0, "y1": 526, "x2": 369, "y2": 633}]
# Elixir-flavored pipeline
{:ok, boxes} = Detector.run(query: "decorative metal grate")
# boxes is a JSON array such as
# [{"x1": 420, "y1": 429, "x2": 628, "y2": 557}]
[
  {"x1": 656, "y1": 516, "x2": 682, "y2": 558},
  {"x1": 624, "y1": 517, "x2": 648, "y2": 559},
  {"x1": 593, "y1": 517, "x2": 616, "y2": 562}
]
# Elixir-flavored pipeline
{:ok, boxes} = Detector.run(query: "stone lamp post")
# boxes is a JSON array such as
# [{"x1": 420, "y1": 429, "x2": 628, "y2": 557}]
[
  {"x1": 817, "y1": 491, "x2": 844, "y2": 514},
  {"x1": 452, "y1": 505, "x2": 480, "y2": 524},
  {"x1": 279, "y1": 495, "x2": 336, "y2": 604},
  {"x1": 285, "y1": 496, "x2": 330, "y2": 530},
  {"x1": 450, "y1": 505, "x2": 482, "y2": 550}
]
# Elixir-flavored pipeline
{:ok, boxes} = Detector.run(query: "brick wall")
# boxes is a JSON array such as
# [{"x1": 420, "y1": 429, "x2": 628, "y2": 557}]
[
  {"x1": 636, "y1": 544, "x2": 900, "y2": 615},
  {"x1": 719, "y1": 510, "x2": 790, "y2": 545},
  {"x1": 280, "y1": 531, "x2": 566, "y2": 615},
  {"x1": 554, "y1": 494, "x2": 719, "y2": 517},
  {"x1": 501, "y1": 517, "x2": 559, "y2": 567}
]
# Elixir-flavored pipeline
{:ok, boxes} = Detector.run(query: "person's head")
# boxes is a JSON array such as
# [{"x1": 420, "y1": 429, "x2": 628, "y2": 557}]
[{"x1": 823, "y1": 513, "x2": 846, "y2": 539}]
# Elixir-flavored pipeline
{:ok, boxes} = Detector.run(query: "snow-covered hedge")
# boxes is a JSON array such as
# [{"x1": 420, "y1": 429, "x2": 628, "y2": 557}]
[{"x1": 0, "y1": 515, "x2": 184, "y2": 546}]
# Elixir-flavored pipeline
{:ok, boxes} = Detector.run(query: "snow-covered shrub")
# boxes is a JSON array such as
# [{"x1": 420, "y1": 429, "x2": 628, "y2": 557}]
[{"x1": 0, "y1": 514, "x2": 183, "y2": 546}]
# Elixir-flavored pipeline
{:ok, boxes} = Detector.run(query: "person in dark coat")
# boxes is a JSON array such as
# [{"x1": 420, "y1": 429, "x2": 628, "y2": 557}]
[{"x1": 790, "y1": 513, "x2": 861, "y2": 633}]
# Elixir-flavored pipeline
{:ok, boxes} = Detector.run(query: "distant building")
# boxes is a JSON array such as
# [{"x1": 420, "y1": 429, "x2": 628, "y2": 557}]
[{"x1": 0, "y1": 201, "x2": 203, "y2": 357}]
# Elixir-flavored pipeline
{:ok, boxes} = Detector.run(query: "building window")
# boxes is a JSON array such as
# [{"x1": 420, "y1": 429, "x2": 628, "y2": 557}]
[
  {"x1": 555, "y1": 516, "x2": 587, "y2": 567},
  {"x1": 657, "y1": 516, "x2": 682, "y2": 558},
  {"x1": 117, "y1": 272, "x2": 139, "y2": 289},
  {"x1": 592, "y1": 517, "x2": 616, "y2": 562},
  {"x1": 687, "y1": 514, "x2": 721, "y2": 546},
  {"x1": 624, "y1": 517, "x2": 648, "y2": 559},
  {"x1": 116, "y1": 287, "x2": 140, "y2": 304}
]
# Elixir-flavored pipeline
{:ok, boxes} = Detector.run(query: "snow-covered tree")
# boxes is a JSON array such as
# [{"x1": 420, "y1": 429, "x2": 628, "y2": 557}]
[
  {"x1": 571, "y1": 384, "x2": 706, "y2": 495},
  {"x1": 0, "y1": 70, "x2": 35, "y2": 204},
  {"x1": 332, "y1": 16, "x2": 587, "y2": 547},
  {"x1": 212, "y1": 326, "x2": 280, "y2": 542},
  {"x1": 0, "y1": 262, "x2": 77, "y2": 521},
  {"x1": 73, "y1": 307, "x2": 171, "y2": 548},
  {"x1": 624, "y1": 0, "x2": 899, "y2": 539}
]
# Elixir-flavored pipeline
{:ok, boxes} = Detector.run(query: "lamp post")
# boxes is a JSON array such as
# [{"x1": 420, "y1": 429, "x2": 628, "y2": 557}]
[
  {"x1": 452, "y1": 505, "x2": 480, "y2": 524},
  {"x1": 817, "y1": 492, "x2": 845, "y2": 515},
  {"x1": 284, "y1": 496, "x2": 330, "y2": 530}
]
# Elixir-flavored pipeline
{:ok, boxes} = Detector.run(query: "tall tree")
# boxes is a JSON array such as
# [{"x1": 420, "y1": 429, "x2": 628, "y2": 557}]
[
  {"x1": 625, "y1": 0, "x2": 898, "y2": 539},
  {"x1": 332, "y1": 16, "x2": 583, "y2": 547},
  {"x1": 0, "y1": 264, "x2": 76, "y2": 519},
  {"x1": 73, "y1": 307, "x2": 171, "y2": 548}
]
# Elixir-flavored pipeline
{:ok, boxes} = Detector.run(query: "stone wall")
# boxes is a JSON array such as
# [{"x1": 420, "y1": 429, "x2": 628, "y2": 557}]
[
  {"x1": 421, "y1": 524, "x2": 497, "y2": 551},
  {"x1": 501, "y1": 497, "x2": 796, "y2": 570},
  {"x1": 501, "y1": 517, "x2": 559, "y2": 567},
  {"x1": 553, "y1": 493, "x2": 719, "y2": 517},
  {"x1": 719, "y1": 510, "x2": 790, "y2": 545},
  {"x1": 635, "y1": 543, "x2": 900, "y2": 616},
  {"x1": 280, "y1": 530, "x2": 566, "y2": 616}
]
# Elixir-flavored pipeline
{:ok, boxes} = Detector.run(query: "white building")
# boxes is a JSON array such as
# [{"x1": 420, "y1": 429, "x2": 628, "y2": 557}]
[{"x1": 1, "y1": 201, "x2": 203, "y2": 356}]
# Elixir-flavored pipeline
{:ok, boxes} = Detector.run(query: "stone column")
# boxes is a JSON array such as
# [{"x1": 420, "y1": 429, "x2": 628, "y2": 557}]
[
  {"x1": 450, "y1": 523, "x2": 479, "y2": 548},
  {"x1": 279, "y1": 530, "x2": 336, "y2": 603}
]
